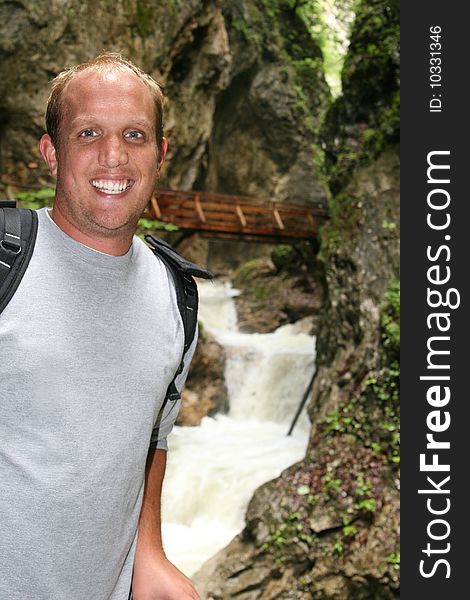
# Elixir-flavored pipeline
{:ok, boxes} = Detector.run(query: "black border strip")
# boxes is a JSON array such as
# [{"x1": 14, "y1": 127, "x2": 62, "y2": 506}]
[{"x1": 401, "y1": 2, "x2": 468, "y2": 597}]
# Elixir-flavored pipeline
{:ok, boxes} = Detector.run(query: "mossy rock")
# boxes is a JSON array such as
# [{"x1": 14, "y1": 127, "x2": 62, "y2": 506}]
[{"x1": 270, "y1": 244, "x2": 302, "y2": 273}]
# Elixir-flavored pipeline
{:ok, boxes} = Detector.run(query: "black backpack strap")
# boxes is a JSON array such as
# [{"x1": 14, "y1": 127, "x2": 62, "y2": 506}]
[
  {"x1": 144, "y1": 233, "x2": 213, "y2": 401},
  {"x1": 0, "y1": 204, "x2": 38, "y2": 314}
]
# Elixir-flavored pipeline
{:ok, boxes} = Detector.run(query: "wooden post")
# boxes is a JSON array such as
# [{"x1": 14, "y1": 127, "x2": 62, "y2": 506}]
[
  {"x1": 273, "y1": 208, "x2": 285, "y2": 230},
  {"x1": 150, "y1": 195, "x2": 162, "y2": 219},
  {"x1": 235, "y1": 204, "x2": 247, "y2": 227},
  {"x1": 195, "y1": 194, "x2": 206, "y2": 223}
]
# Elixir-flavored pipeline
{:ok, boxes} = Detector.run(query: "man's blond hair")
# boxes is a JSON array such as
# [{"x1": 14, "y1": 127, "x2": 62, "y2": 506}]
[{"x1": 45, "y1": 52, "x2": 165, "y2": 152}]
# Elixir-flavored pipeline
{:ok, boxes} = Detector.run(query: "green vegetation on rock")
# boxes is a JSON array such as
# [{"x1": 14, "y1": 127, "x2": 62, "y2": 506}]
[
  {"x1": 15, "y1": 188, "x2": 55, "y2": 210},
  {"x1": 324, "y1": 280, "x2": 400, "y2": 468},
  {"x1": 321, "y1": 0, "x2": 399, "y2": 194}
]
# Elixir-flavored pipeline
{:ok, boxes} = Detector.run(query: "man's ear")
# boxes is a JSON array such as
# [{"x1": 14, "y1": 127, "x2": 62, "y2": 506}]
[
  {"x1": 158, "y1": 136, "x2": 168, "y2": 170},
  {"x1": 39, "y1": 134, "x2": 58, "y2": 176}
]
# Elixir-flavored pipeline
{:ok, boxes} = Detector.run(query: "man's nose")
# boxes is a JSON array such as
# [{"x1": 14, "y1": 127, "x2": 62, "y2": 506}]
[{"x1": 98, "y1": 135, "x2": 129, "y2": 168}]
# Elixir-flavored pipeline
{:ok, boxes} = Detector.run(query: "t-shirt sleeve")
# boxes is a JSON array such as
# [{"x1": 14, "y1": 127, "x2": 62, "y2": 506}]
[{"x1": 149, "y1": 326, "x2": 198, "y2": 451}]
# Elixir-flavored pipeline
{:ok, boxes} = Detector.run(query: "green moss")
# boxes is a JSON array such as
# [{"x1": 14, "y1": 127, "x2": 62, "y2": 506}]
[
  {"x1": 318, "y1": 189, "x2": 362, "y2": 257},
  {"x1": 135, "y1": 0, "x2": 153, "y2": 38},
  {"x1": 233, "y1": 258, "x2": 267, "y2": 284},
  {"x1": 232, "y1": 18, "x2": 262, "y2": 46},
  {"x1": 270, "y1": 244, "x2": 302, "y2": 273},
  {"x1": 321, "y1": 0, "x2": 399, "y2": 194},
  {"x1": 381, "y1": 279, "x2": 400, "y2": 352},
  {"x1": 323, "y1": 279, "x2": 400, "y2": 467}
]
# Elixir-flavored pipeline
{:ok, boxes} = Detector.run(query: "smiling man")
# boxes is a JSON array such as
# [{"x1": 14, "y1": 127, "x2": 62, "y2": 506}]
[{"x1": 0, "y1": 54, "x2": 200, "y2": 600}]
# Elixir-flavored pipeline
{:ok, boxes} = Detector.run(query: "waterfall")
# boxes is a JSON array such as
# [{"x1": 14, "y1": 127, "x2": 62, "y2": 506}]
[{"x1": 161, "y1": 280, "x2": 315, "y2": 576}]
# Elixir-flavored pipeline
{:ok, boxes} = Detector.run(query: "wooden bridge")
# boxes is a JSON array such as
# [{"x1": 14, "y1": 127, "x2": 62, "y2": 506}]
[{"x1": 143, "y1": 188, "x2": 328, "y2": 244}]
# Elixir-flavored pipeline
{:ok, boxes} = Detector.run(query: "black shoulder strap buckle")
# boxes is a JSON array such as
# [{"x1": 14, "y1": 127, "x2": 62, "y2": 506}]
[
  {"x1": 144, "y1": 233, "x2": 213, "y2": 401},
  {"x1": 0, "y1": 207, "x2": 22, "y2": 267},
  {"x1": 0, "y1": 203, "x2": 39, "y2": 314}
]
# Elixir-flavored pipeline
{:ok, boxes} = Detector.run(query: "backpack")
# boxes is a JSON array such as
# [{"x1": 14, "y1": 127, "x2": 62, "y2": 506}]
[{"x1": 0, "y1": 201, "x2": 213, "y2": 404}]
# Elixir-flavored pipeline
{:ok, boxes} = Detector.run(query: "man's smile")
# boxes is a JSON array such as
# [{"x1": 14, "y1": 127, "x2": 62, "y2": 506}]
[{"x1": 90, "y1": 178, "x2": 134, "y2": 195}]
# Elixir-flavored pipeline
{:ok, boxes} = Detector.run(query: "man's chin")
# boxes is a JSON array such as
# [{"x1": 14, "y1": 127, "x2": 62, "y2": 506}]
[
  {"x1": 90, "y1": 215, "x2": 140, "y2": 237},
  {"x1": 86, "y1": 202, "x2": 144, "y2": 231}
]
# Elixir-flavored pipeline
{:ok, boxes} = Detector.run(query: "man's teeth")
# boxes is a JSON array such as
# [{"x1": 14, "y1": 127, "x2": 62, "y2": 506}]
[{"x1": 91, "y1": 179, "x2": 131, "y2": 194}]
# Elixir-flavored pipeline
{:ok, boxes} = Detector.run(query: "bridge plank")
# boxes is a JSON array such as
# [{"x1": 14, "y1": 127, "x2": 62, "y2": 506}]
[{"x1": 143, "y1": 188, "x2": 328, "y2": 241}]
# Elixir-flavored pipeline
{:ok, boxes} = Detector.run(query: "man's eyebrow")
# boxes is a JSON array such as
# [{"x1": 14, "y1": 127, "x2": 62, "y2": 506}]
[
  {"x1": 69, "y1": 116, "x2": 98, "y2": 127},
  {"x1": 69, "y1": 117, "x2": 154, "y2": 130},
  {"x1": 127, "y1": 119, "x2": 153, "y2": 128}
]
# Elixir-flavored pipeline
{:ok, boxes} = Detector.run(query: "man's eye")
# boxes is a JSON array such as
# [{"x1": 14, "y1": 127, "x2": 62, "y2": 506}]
[
  {"x1": 80, "y1": 129, "x2": 97, "y2": 138},
  {"x1": 125, "y1": 130, "x2": 144, "y2": 139}
]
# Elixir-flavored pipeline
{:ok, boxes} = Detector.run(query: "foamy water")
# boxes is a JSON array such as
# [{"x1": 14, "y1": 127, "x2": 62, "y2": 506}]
[{"x1": 161, "y1": 281, "x2": 314, "y2": 575}]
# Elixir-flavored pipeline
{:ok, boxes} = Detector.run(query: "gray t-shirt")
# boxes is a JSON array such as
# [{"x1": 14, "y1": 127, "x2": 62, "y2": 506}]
[{"x1": 0, "y1": 208, "x2": 194, "y2": 599}]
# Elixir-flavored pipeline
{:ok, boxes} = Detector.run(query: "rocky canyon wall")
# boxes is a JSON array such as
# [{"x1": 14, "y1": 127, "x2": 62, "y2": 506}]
[
  {"x1": 0, "y1": 0, "x2": 329, "y2": 211},
  {"x1": 193, "y1": 0, "x2": 400, "y2": 597}
]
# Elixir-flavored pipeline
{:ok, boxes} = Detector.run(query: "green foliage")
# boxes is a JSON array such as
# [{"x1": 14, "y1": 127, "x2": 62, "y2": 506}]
[
  {"x1": 355, "y1": 498, "x2": 377, "y2": 513},
  {"x1": 381, "y1": 279, "x2": 400, "y2": 353},
  {"x1": 322, "y1": 474, "x2": 341, "y2": 498},
  {"x1": 332, "y1": 539, "x2": 344, "y2": 558},
  {"x1": 260, "y1": 503, "x2": 317, "y2": 560},
  {"x1": 387, "y1": 551, "x2": 400, "y2": 570},
  {"x1": 137, "y1": 218, "x2": 179, "y2": 234},
  {"x1": 325, "y1": 408, "x2": 352, "y2": 433},
  {"x1": 342, "y1": 524, "x2": 357, "y2": 536},
  {"x1": 296, "y1": 0, "x2": 356, "y2": 96},
  {"x1": 228, "y1": 0, "x2": 332, "y2": 155},
  {"x1": 322, "y1": 279, "x2": 400, "y2": 468},
  {"x1": 321, "y1": 0, "x2": 400, "y2": 195},
  {"x1": 360, "y1": 89, "x2": 400, "y2": 160},
  {"x1": 355, "y1": 472, "x2": 372, "y2": 497},
  {"x1": 15, "y1": 187, "x2": 55, "y2": 210}
]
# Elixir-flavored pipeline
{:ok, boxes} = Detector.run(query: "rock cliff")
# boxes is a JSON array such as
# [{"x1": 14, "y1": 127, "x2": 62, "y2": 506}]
[
  {"x1": 0, "y1": 0, "x2": 329, "y2": 212},
  {"x1": 193, "y1": 0, "x2": 400, "y2": 597}
]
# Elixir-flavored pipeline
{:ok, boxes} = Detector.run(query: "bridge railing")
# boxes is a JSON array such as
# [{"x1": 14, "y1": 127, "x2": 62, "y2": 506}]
[{"x1": 144, "y1": 189, "x2": 328, "y2": 241}]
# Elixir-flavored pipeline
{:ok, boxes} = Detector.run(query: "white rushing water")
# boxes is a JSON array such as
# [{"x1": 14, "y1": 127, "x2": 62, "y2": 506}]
[{"x1": 161, "y1": 280, "x2": 315, "y2": 576}]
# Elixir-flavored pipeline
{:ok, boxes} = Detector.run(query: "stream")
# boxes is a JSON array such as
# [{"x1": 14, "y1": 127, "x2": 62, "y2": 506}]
[{"x1": 161, "y1": 280, "x2": 316, "y2": 576}]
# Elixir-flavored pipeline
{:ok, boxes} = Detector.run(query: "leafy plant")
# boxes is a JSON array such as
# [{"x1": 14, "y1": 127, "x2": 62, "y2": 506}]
[
  {"x1": 387, "y1": 551, "x2": 400, "y2": 570},
  {"x1": 137, "y1": 218, "x2": 179, "y2": 233},
  {"x1": 332, "y1": 539, "x2": 344, "y2": 557},
  {"x1": 15, "y1": 188, "x2": 55, "y2": 210},
  {"x1": 355, "y1": 498, "x2": 377, "y2": 513}
]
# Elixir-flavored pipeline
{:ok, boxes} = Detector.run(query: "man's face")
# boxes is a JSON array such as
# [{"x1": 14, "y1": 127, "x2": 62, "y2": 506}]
[{"x1": 40, "y1": 68, "x2": 166, "y2": 250}]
